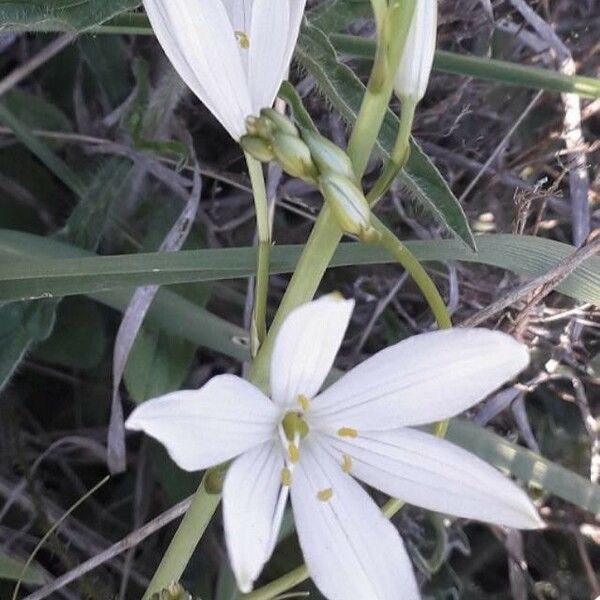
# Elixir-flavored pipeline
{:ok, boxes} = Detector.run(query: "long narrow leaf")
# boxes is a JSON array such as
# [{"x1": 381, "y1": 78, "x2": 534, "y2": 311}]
[{"x1": 1, "y1": 230, "x2": 599, "y2": 305}]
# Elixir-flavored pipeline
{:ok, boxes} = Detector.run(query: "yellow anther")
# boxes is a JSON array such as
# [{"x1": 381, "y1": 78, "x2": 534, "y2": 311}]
[
  {"x1": 288, "y1": 443, "x2": 299, "y2": 463},
  {"x1": 337, "y1": 427, "x2": 358, "y2": 438},
  {"x1": 330, "y1": 291, "x2": 345, "y2": 302},
  {"x1": 297, "y1": 394, "x2": 310, "y2": 413},
  {"x1": 280, "y1": 467, "x2": 292, "y2": 486},
  {"x1": 235, "y1": 31, "x2": 250, "y2": 49},
  {"x1": 341, "y1": 454, "x2": 352, "y2": 473},
  {"x1": 317, "y1": 488, "x2": 333, "y2": 502}
]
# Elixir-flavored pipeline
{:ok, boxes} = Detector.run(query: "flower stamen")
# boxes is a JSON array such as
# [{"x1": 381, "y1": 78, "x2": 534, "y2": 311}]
[
  {"x1": 234, "y1": 31, "x2": 250, "y2": 49},
  {"x1": 337, "y1": 427, "x2": 358, "y2": 438},
  {"x1": 341, "y1": 454, "x2": 352, "y2": 473},
  {"x1": 297, "y1": 394, "x2": 310, "y2": 413},
  {"x1": 317, "y1": 488, "x2": 333, "y2": 502},
  {"x1": 280, "y1": 467, "x2": 292, "y2": 486}
]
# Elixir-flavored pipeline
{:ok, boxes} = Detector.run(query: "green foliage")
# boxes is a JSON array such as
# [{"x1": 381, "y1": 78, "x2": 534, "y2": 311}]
[
  {"x1": 2, "y1": 233, "x2": 600, "y2": 306},
  {"x1": 124, "y1": 326, "x2": 195, "y2": 403},
  {"x1": 296, "y1": 23, "x2": 476, "y2": 250},
  {"x1": 0, "y1": 551, "x2": 44, "y2": 585},
  {"x1": 0, "y1": 159, "x2": 131, "y2": 388},
  {"x1": 0, "y1": 0, "x2": 141, "y2": 31}
]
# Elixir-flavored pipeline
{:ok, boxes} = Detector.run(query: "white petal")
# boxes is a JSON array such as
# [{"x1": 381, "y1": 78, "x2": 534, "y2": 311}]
[
  {"x1": 223, "y1": 441, "x2": 287, "y2": 593},
  {"x1": 143, "y1": 0, "x2": 252, "y2": 139},
  {"x1": 311, "y1": 329, "x2": 529, "y2": 430},
  {"x1": 270, "y1": 294, "x2": 354, "y2": 407},
  {"x1": 282, "y1": 0, "x2": 308, "y2": 78},
  {"x1": 394, "y1": 0, "x2": 437, "y2": 102},
  {"x1": 221, "y1": 0, "x2": 253, "y2": 75},
  {"x1": 248, "y1": 0, "x2": 290, "y2": 112},
  {"x1": 324, "y1": 428, "x2": 543, "y2": 529},
  {"x1": 222, "y1": 0, "x2": 253, "y2": 33},
  {"x1": 291, "y1": 437, "x2": 419, "y2": 600},
  {"x1": 125, "y1": 375, "x2": 278, "y2": 471}
]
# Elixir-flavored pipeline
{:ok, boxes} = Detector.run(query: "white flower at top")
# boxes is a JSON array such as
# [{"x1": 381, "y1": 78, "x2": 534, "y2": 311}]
[
  {"x1": 394, "y1": 0, "x2": 438, "y2": 103},
  {"x1": 143, "y1": 0, "x2": 307, "y2": 140},
  {"x1": 126, "y1": 294, "x2": 542, "y2": 599}
]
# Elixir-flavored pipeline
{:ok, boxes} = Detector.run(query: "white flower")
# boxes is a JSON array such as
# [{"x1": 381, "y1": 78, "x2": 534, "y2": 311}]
[
  {"x1": 394, "y1": 0, "x2": 438, "y2": 103},
  {"x1": 143, "y1": 0, "x2": 307, "y2": 140},
  {"x1": 126, "y1": 294, "x2": 542, "y2": 599}
]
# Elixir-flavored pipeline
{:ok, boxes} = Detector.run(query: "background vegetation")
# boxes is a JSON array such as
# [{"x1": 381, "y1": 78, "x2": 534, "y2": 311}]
[{"x1": 0, "y1": 0, "x2": 599, "y2": 598}]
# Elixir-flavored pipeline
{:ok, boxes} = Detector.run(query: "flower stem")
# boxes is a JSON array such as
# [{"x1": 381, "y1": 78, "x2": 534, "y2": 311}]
[
  {"x1": 242, "y1": 565, "x2": 309, "y2": 600},
  {"x1": 366, "y1": 99, "x2": 417, "y2": 206},
  {"x1": 372, "y1": 216, "x2": 451, "y2": 330},
  {"x1": 142, "y1": 476, "x2": 220, "y2": 599},
  {"x1": 245, "y1": 152, "x2": 271, "y2": 354}
]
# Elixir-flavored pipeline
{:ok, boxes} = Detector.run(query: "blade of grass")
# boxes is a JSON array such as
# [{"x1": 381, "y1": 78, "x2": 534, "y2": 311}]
[{"x1": 1, "y1": 231, "x2": 600, "y2": 306}]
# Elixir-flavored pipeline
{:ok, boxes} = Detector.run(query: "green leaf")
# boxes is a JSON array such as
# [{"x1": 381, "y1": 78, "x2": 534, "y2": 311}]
[
  {"x1": 79, "y1": 34, "x2": 130, "y2": 106},
  {"x1": 3, "y1": 88, "x2": 72, "y2": 134},
  {"x1": 124, "y1": 325, "x2": 194, "y2": 403},
  {"x1": 0, "y1": 159, "x2": 131, "y2": 388},
  {"x1": 0, "y1": 101, "x2": 84, "y2": 197},
  {"x1": 331, "y1": 34, "x2": 600, "y2": 100},
  {"x1": 58, "y1": 158, "x2": 132, "y2": 249},
  {"x1": 296, "y1": 23, "x2": 476, "y2": 250},
  {"x1": 33, "y1": 297, "x2": 107, "y2": 370},
  {"x1": 0, "y1": 300, "x2": 57, "y2": 388},
  {"x1": 0, "y1": 551, "x2": 44, "y2": 585},
  {"x1": 0, "y1": 0, "x2": 141, "y2": 31},
  {"x1": 308, "y1": 0, "x2": 371, "y2": 34},
  {"x1": 446, "y1": 420, "x2": 600, "y2": 514},
  {"x1": 2, "y1": 232, "x2": 599, "y2": 306}
]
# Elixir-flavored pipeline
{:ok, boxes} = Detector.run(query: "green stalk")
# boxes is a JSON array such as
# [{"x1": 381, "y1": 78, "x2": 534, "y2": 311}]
[
  {"x1": 142, "y1": 477, "x2": 220, "y2": 598},
  {"x1": 250, "y1": 0, "x2": 417, "y2": 389},
  {"x1": 331, "y1": 34, "x2": 600, "y2": 99},
  {"x1": 372, "y1": 216, "x2": 451, "y2": 330},
  {"x1": 366, "y1": 99, "x2": 416, "y2": 205},
  {"x1": 245, "y1": 153, "x2": 270, "y2": 354}
]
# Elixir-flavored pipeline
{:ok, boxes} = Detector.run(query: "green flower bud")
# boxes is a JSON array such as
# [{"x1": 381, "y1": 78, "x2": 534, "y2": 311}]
[
  {"x1": 245, "y1": 114, "x2": 275, "y2": 139},
  {"x1": 271, "y1": 132, "x2": 318, "y2": 183},
  {"x1": 260, "y1": 108, "x2": 299, "y2": 137},
  {"x1": 240, "y1": 135, "x2": 275, "y2": 163},
  {"x1": 301, "y1": 129, "x2": 355, "y2": 181},
  {"x1": 319, "y1": 174, "x2": 379, "y2": 242}
]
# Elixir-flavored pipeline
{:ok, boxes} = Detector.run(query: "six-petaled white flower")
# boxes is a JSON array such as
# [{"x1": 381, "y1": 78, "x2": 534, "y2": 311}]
[
  {"x1": 126, "y1": 294, "x2": 542, "y2": 599},
  {"x1": 142, "y1": 0, "x2": 307, "y2": 140}
]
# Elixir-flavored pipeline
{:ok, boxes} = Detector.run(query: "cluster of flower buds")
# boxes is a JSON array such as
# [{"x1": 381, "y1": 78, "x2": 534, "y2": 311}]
[{"x1": 241, "y1": 109, "x2": 380, "y2": 243}]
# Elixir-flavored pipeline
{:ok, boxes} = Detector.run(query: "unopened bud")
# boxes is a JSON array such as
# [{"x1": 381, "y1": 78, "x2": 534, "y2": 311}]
[
  {"x1": 319, "y1": 174, "x2": 379, "y2": 242},
  {"x1": 246, "y1": 115, "x2": 275, "y2": 139},
  {"x1": 240, "y1": 135, "x2": 275, "y2": 162},
  {"x1": 260, "y1": 108, "x2": 299, "y2": 137},
  {"x1": 271, "y1": 132, "x2": 318, "y2": 183},
  {"x1": 394, "y1": 0, "x2": 437, "y2": 103},
  {"x1": 301, "y1": 129, "x2": 355, "y2": 181}
]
